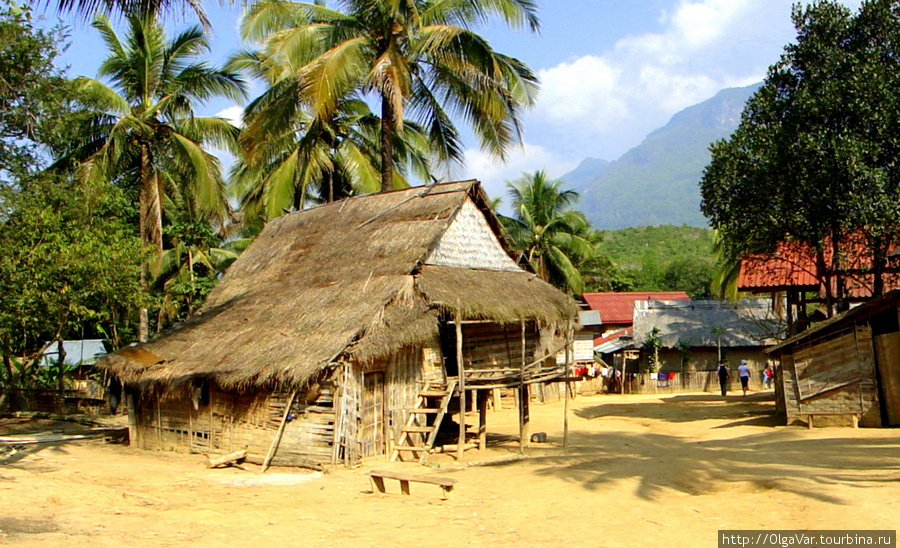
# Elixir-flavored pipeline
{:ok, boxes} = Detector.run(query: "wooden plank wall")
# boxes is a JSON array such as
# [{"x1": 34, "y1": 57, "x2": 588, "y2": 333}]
[
  {"x1": 781, "y1": 324, "x2": 880, "y2": 427},
  {"x1": 130, "y1": 371, "x2": 338, "y2": 465}
]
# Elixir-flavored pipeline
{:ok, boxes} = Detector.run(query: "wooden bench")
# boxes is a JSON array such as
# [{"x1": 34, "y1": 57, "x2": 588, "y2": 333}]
[{"x1": 369, "y1": 470, "x2": 457, "y2": 500}]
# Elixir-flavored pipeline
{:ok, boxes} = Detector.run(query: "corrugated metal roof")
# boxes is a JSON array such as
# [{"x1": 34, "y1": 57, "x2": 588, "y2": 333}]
[
  {"x1": 738, "y1": 241, "x2": 820, "y2": 291},
  {"x1": 582, "y1": 292, "x2": 691, "y2": 325},
  {"x1": 738, "y1": 237, "x2": 900, "y2": 297},
  {"x1": 594, "y1": 327, "x2": 634, "y2": 354},
  {"x1": 41, "y1": 340, "x2": 107, "y2": 367},
  {"x1": 633, "y1": 299, "x2": 782, "y2": 348}
]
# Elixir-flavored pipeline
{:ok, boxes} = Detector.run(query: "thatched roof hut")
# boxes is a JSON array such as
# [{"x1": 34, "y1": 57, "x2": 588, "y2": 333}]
[{"x1": 100, "y1": 181, "x2": 577, "y2": 466}]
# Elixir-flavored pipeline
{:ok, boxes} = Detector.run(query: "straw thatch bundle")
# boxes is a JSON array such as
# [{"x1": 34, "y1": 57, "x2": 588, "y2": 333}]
[{"x1": 99, "y1": 181, "x2": 576, "y2": 389}]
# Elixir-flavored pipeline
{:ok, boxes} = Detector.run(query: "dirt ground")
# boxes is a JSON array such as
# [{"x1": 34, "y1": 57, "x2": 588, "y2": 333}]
[{"x1": 2, "y1": 391, "x2": 899, "y2": 547}]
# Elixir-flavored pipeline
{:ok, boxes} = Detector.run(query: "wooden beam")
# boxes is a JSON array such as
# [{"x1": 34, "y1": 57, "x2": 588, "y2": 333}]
[
  {"x1": 519, "y1": 320, "x2": 526, "y2": 453},
  {"x1": 455, "y1": 310, "x2": 466, "y2": 463},
  {"x1": 477, "y1": 390, "x2": 487, "y2": 450},
  {"x1": 564, "y1": 327, "x2": 571, "y2": 450},
  {"x1": 262, "y1": 390, "x2": 297, "y2": 473}
]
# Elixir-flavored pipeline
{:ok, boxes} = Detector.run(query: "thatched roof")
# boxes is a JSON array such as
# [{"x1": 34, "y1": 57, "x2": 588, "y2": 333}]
[
  {"x1": 100, "y1": 181, "x2": 577, "y2": 388},
  {"x1": 632, "y1": 299, "x2": 783, "y2": 349}
]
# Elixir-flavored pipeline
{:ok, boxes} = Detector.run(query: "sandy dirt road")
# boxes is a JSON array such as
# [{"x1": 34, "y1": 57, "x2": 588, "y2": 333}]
[{"x1": 2, "y1": 391, "x2": 899, "y2": 547}]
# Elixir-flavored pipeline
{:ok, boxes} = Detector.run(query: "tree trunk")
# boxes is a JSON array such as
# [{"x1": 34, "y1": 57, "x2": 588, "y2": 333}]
[
  {"x1": 0, "y1": 338, "x2": 60, "y2": 412},
  {"x1": 872, "y1": 234, "x2": 885, "y2": 297},
  {"x1": 831, "y1": 230, "x2": 847, "y2": 312},
  {"x1": 56, "y1": 339, "x2": 66, "y2": 403},
  {"x1": 138, "y1": 144, "x2": 163, "y2": 343},
  {"x1": 816, "y1": 247, "x2": 833, "y2": 318},
  {"x1": 380, "y1": 96, "x2": 394, "y2": 193},
  {"x1": 326, "y1": 171, "x2": 334, "y2": 203}
]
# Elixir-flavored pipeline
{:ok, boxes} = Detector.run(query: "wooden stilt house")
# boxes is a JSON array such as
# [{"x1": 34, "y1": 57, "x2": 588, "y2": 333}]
[{"x1": 99, "y1": 181, "x2": 577, "y2": 467}]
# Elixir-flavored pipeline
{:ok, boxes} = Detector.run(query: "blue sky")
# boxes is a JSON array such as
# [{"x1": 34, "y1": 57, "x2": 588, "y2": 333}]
[{"x1": 48, "y1": 0, "x2": 862, "y2": 200}]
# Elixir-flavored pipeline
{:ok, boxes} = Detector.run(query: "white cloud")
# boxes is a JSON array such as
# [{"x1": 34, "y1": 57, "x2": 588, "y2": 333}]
[
  {"x1": 215, "y1": 105, "x2": 245, "y2": 128},
  {"x1": 526, "y1": 0, "x2": 803, "y2": 161},
  {"x1": 457, "y1": 143, "x2": 578, "y2": 209}
]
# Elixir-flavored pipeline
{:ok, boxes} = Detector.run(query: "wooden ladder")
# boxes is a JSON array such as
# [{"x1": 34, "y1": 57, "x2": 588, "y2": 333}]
[{"x1": 390, "y1": 379, "x2": 458, "y2": 464}]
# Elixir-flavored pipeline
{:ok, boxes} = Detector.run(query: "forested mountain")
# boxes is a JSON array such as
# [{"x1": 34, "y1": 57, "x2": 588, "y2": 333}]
[
  {"x1": 597, "y1": 225, "x2": 717, "y2": 299},
  {"x1": 563, "y1": 83, "x2": 760, "y2": 229}
]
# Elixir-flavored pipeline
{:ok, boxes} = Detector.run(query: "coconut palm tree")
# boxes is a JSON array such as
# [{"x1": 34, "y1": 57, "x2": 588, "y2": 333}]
[
  {"x1": 229, "y1": 45, "x2": 434, "y2": 219},
  {"x1": 47, "y1": 0, "x2": 213, "y2": 29},
  {"x1": 502, "y1": 170, "x2": 598, "y2": 294},
  {"x1": 239, "y1": 0, "x2": 540, "y2": 192},
  {"x1": 55, "y1": 13, "x2": 245, "y2": 340}
]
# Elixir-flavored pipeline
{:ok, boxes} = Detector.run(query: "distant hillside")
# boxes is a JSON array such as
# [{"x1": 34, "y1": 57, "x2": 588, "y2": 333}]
[
  {"x1": 561, "y1": 157, "x2": 609, "y2": 194},
  {"x1": 598, "y1": 225, "x2": 717, "y2": 299},
  {"x1": 564, "y1": 83, "x2": 760, "y2": 229}
]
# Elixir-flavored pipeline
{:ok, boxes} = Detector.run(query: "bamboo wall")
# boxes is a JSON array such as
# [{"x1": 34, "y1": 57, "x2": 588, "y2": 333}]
[
  {"x1": 461, "y1": 322, "x2": 537, "y2": 370},
  {"x1": 130, "y1": 370, "x2": 338, "y2": 465},
  {"x1": 332, "y1": 346, "x2": 426, "y2": 466},
  {"x1": 459, "y1": 322, "x2": 563, "y2": 387}
]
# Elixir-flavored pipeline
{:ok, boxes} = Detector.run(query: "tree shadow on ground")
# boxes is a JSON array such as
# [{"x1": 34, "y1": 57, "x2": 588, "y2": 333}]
[
  {"x1": 491, "y1": 430, "x2": 900, "y2": 504},
  {"x1": 487, "y1": 393, "x2": 900, "y2": 504},
  {"x1": 575, "y1": 393, "x2": 776, "y2": 423}
]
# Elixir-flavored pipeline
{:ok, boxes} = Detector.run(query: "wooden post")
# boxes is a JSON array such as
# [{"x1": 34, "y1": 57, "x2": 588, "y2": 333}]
[
  {"x1": 156, "y1": 398, "x2": 162, "y2": 445},
  {"x1": 564, "y1": 327, "x2": 571, "y2": 450},
  {"x1": 519, "y1": 320, "x2": 526, "y2": 453},
  {"x1": 188, "y1": 400, "x2": 194, "y2": 453},
  {"x1": 262, "y1": 390, "x2": 297, "y2": 473},
  {"x1": 456, "y1": 310, "x2": 466, "y2": 462},
  {"x1": 478, "y1": 390, "x2": 488, "y2": 450},
  {"x1": 492, "y1": 388, "x2": 502, "y2": 411}
]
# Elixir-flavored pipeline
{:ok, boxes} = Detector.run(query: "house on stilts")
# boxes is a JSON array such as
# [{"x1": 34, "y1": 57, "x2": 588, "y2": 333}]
[{"x1": 98, "y1": 180, "x2": 578, "y2": 467}]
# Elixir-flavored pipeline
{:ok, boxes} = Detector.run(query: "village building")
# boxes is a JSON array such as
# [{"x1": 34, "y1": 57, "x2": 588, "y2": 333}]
[
  {"x1": 98, "y1": 181, "x2": 577, "y2": 467},
  {"x1": 767, "y1": 290, "x2": 900, "y2": 428},
  {"x1": 739, "y1": 238, "x2": 900, "y2": 334},
  {"x1": 578, "y1": 292, "x2": 690, "y2": 376},
  {"x1": 582, "y1": 291, "x2": 691, "y2": 337},
  {"x1": 628, "y1": 299, "x2": 781, "y2": 393},
  {"x1": 574, "y1": 292, "x2": 688, "y2": 387}
]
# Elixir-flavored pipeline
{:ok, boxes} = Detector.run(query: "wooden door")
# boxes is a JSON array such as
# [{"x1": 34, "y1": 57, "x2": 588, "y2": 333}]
[
  {"x1": 360, "y1": 372, "x2": 385, "y2": 457},
  {"x1": 873, "y1": 309, "x2": 900, "y2": 425}
]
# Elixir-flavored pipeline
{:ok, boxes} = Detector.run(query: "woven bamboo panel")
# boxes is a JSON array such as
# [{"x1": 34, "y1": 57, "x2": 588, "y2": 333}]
[{"x1": 426, "y1": 199, "x2": 520, "y2": 271}]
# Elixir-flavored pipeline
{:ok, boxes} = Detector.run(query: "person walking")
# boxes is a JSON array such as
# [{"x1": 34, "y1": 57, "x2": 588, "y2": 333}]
[
  {"x1": 738, "y1": 359, "x2": 751, "y2": 396},
  {"x1": 763, "y1": 366, "x2": 773, "y2": 389},
  {"x1": 717, "y1": 360, "x2": 729, "y2": 397}
]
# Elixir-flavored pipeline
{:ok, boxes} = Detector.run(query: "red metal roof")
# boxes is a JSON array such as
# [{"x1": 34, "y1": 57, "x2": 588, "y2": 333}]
[
  {"x1": 738, "y1": 240, "x2": 820, "y2": 292},
  {"x1": 738, "y1": 237, "x2": 900, "y2": 298},
  {"x1": 582, "y1": 292, "x2": 691, "y2": 325}
]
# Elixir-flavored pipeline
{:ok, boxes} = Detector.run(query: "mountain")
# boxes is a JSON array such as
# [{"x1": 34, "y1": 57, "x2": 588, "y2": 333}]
[
  {"x1": 563, "y1": 83, "x2": 760, "y2": 229},
  {"x1": 561, "y1": 157, "x2": 609, "y2": 194}
]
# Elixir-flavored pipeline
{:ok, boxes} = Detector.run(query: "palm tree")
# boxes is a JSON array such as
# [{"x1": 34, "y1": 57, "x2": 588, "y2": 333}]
[
  {"x1": 502, "y1": 170, "x2": 598, "y2": 294},
  {"x1": 240, "y1": 0, "x2": 540, "y2": 192},
  {"x1": 47, "y1": 0, "x2": 213, "y2": 29},
  {"x1": 229, "y1": 45, "x2": 435, "y2": 218},
  {"x1": 55, "y1": 13, "x2": 245, "y2": 340}
]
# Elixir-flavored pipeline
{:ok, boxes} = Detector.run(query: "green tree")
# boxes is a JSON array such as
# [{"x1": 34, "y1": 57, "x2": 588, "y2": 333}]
[
  {"x1": 597, "y1": 225, "x2": 717, "y2": 297},
  {"x1": 0, "y1": 2, "x2": 70, "y2": 182},
  {"x1": 55, "y1": 14, "x2": 245, "y2": 340},
  {"x1": 701, "y1": 0, "x2": 900, "y2": 309},
  {"x1": 502, "y1": 171, "x2": 598, "y2": 294},
  {"x1": 0, "y1": 176, "x2": 145, "y2": 410},
  {"x1": 240, "y1": 0, "x2": 540, "y2": 193}
]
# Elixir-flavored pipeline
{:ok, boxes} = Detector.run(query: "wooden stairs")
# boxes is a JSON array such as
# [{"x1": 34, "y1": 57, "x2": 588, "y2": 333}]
[{"x1": 390, "y1": 380, "x2": 458, "y2": 464}]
